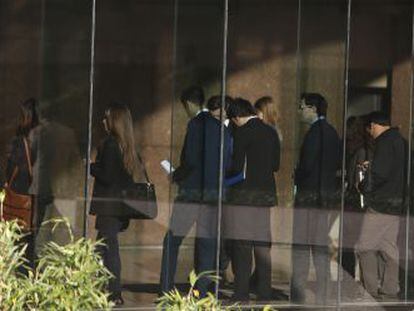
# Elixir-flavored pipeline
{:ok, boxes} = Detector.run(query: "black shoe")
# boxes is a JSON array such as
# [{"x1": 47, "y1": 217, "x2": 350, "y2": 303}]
[
  {"x1": 112, "y1": 296, "x2": 124, "y2": 307},
  {"x1": 109, "y1": 293, "x2": 124, "y2": 307}
]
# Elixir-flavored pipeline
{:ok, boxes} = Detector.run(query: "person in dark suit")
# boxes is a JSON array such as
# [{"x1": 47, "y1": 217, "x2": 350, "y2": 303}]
[
  {"x1": 224, "y1": 98, "x2": 280, "y2": 301},
  {"x1": 160, "y1": 94, "x2": 232, "y2": 297},
  {"x1": 90, "y1": 103, "x2": 144, "y2": 306},
  {"x1": 290, "y1": 93, "x2": 341, "y2": 304}
]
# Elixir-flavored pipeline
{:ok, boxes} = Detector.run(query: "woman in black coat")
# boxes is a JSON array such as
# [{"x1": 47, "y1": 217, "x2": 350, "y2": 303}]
[
  {"x1": 342, "y1": 116, "x2": 373, "y2": 283},
  {"x1": 90, "y1": 103, "x2": 142, "y2": 306}
]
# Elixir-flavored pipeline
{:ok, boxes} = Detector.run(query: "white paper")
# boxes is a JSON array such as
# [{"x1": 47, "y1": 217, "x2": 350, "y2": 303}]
[{"x1": 161, "y1": 160, "x2": 175, "y2": 174}]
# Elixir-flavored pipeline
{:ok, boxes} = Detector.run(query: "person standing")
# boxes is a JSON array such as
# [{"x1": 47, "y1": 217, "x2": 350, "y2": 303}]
[
  {"x1": 225, "y1": 98, "x2": 280, "y2": 301},
  {"x1": 254, "y1": 96, "x2": 283, "y2": 142},
  {"x1": 290, "y1": 93, "x2": 341, "y2": 304},
  {"x1": 160, "y1": 94, "x2": 232, "y2": 297},
  {"x1": 341, "y1": 116, "x2": 373, "y2": 284},
  {"x1": 90, "y1": 103, "x2": 144, "y2": 306},
  {"x1": 5, "y1": 98, "x2": 39, "y2": 268},
  {"x1": 356, "y1": 111, "x2": 406, "y2": 300}
]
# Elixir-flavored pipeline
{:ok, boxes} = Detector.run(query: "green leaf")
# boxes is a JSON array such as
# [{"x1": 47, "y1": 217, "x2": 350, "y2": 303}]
[{"x1": 189, "y1": 270, "x2": 197, "y2": 287}]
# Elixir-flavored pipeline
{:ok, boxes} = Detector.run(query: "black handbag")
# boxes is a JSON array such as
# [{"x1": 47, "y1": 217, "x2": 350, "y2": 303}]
[{"x1": 121, "y1": 153, "x2": 158, "y2": 219}]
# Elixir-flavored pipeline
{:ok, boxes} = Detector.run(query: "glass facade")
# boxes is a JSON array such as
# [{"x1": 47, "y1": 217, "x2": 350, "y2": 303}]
[{"x1": 1, "y1": 0, "x2": 414, "y2": 309}]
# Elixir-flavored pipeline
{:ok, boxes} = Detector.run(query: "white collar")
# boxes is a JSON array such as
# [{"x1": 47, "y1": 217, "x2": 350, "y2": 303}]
[{"x1": 196, "y1": 108, "x2": 209, "y2": 116}]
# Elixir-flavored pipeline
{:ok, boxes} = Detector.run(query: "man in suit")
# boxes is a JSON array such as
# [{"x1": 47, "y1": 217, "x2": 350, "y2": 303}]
[
  {"x1": 290, "y1": 93, "x2": 341, "y2": 304},
  {"x1": 225, "y1": 98, "x2": 280, "y2": 301},
  {"x1": 160, "y1": 91, "x2": 232, "y2": 297}
]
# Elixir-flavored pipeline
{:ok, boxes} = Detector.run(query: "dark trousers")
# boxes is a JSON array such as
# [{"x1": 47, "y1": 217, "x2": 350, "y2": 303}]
[
  {"x1": 96, "y1": 216, "x2": 123, "y2": 299},
  {"x1": 341, "y1": 249, "x2": 356, "y2": 279},
  {"x1": 160, "y1": 229, "x2": 216, "y2": 296},
  {"x1": 160, "y1": 201, "x2": 218, "y2": 296},
  {"x1": 23, "y1": 195, "x2": 53, "y2": 270},
  {"x1": 290, "y1": 244, "x2": 329, "y2": 304},
  {"x1": 219, "y1": 239, "x2": 233, "y2": 277},
  {"x1": 232, "y1": 240, "x2": 272, "y2": 300}
]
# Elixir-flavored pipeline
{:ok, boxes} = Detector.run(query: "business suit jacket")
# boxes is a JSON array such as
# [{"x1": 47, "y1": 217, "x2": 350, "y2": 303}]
[
  {"x1": 227, "y1": 117, "x2": 280, "y2": 207},
  {"x1": 293, "y1": 118, "x2": 341, "y2": 246},
  {"x1": 295, "y1": 118, "x2": 341, "y2": 207},
  {"x1": 174, "y1": 111, "x2": 232, "y2": 203},
  {"x1": 90, "y1": 135, "x2": 135, "y2": 217}
]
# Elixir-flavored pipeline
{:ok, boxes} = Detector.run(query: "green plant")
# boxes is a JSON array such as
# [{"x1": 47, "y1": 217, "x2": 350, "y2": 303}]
[
  {"x1": 157, "y1": 270, "x2": 239, "y2": 311},
  {"x1": 0, "y1": 188, "x2": 5, "y2": 218},
  {"x1": 0, "y1": 217, "x2": 113, "y2": 310},
  {"x1": 0, "y1": 220, "x2": 30, "y2": 309},
  {"x1": 156, "y1": 270, "x2": 279, "y2": 311}
]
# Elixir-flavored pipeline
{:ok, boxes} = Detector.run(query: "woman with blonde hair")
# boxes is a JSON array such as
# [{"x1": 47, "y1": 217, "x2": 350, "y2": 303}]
[
  {"x1": 90, "y1": 102, "x2": 142, "y2": 306},
  {"x1": 254, "y1": 96, "x2": 282, "y2": 141}
]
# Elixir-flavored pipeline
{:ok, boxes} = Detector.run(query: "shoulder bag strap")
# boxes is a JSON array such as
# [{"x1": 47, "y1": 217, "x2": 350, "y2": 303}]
[
  {"x1": 23, "y1": 138, "x2": 33, "y2": 179},
  {"x1": 7, "y1": 166, "x2": 19, "y2": 186},
  {"x1": 137, "y1": 151, "x2": 150, "y2": 184},
  {"x1": 7, "y1": 137, "x2": 32, "y2": 186}
]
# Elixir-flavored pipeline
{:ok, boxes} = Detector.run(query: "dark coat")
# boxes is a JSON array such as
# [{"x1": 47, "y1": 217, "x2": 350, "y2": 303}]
[
  {"x1": 295, "y1": 118, "x2": 341, "y2": 207},
  {"x1": 227, "y1": 117, "x2": 280, "y2": 207},
  {"x1": 365, "y1": 127, "x2": 406, "y2": 215},
  {"x1": 173, "y1": 111, "x2": 233, "y2": 203},
  {"x1": 6, "y1": 136, "x2": 32, "y2": 194},
  {"x1": 90, "y1": 135, "x2": 134, "y2": 217},
  {"x1": 345, "y1": 145, "x2": 373, "y2": 209}
]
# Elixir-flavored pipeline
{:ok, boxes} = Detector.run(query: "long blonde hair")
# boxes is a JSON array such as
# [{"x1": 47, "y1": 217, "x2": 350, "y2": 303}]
[
  {"x1": 254, "y1": 96, "x2": 278, "y2": 127},
  {"x1": 105, "y1": 103, "x2": 140, "y2": 181}
]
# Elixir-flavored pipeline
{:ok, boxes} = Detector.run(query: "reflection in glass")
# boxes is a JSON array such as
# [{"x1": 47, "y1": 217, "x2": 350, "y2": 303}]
[
  {"x1": 294, "y1": 0, "x2": 348, "y2": 305},
  {"x1": 347, "y1": 0, "x2": 413, "y2": 304},
  {"x1": 161, "y1": 0, "x2": 225, "y2": 302},
  {"x1": 291, "y1": 93, "x2": 342, "y2": 304},
  {"x1": 92, "y1": 0, "x2": 176, "y2": 306},
  {"x1": 223, "y1": 98, "x2": 281, "y2": 301}
]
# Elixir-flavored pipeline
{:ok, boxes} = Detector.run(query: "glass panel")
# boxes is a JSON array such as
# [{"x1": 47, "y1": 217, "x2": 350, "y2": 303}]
[
  {"x1": 345, "y1": 0, "x2": 413, "y2": 305},
  {"x1": 35, "y1": 1, "x2": 92, "y2": 244},
  {"x1": 294, "y1": 0, "x2": 348, "y2": 306},
  {"x1": 221, "y1": 0, "x2": 299, "y2": 306},
  {"x1": 163, "y1": 0, "x2": 224, "y2": 303},
  {"x1": 91, "y1": 0, "x2": 175, "y2": 307},
  {"x1": 0, "y1": 0, "x2": 92, "y2": 261},
  {"x1": 0, "y1": 2, "x2": 43, "y2": 185}
]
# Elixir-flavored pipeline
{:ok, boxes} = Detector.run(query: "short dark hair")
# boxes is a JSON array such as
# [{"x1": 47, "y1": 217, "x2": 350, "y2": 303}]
[
  {"x1": 226, "y1": 97, "x2": 256, "y2": 119},
  {"x1": 367, "y1": 111, "x2": 390, "y2": 126},
  {"x1": 180, "y1": 85, "x2": 204, "y2": 108},
  {"x1": 17, "y1": 98, "x2": 39, "y2": 137},
  {"x1": 207, "y1": 95, "x2": 233, "y2": 111},
  {"x1": 301, "y1": 93, "x2": 328, "y2": 117}
]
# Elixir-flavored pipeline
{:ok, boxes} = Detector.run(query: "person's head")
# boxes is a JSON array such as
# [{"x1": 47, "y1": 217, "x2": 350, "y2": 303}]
[
  {"x1": 254, "y1": 96, "x2": 278, "y2": 126},
  {"x1": 103, "y1": 102, "x2": 139, "y2": 180},
  {"x1": 180, "y1": 85, "x2": 205, "y2": 117},
  {"x1": 226, "y1": 97, "x2": 256, "y2": 127},
  {"x1": 17, "y1": 98, "x2": 39, "y2": 137},
  {"x1": 366, "y1": 111, "x2": 391, "y2": 139},
  {"x1": 299, "y1": 93, "x2": 327, "y2": 124},
  {"x1": 346, "y1": 115, "x2": 373, "y2": 154},
  {"x1": 207, "y1": 95, "x2": 233, "y2": 120}
]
